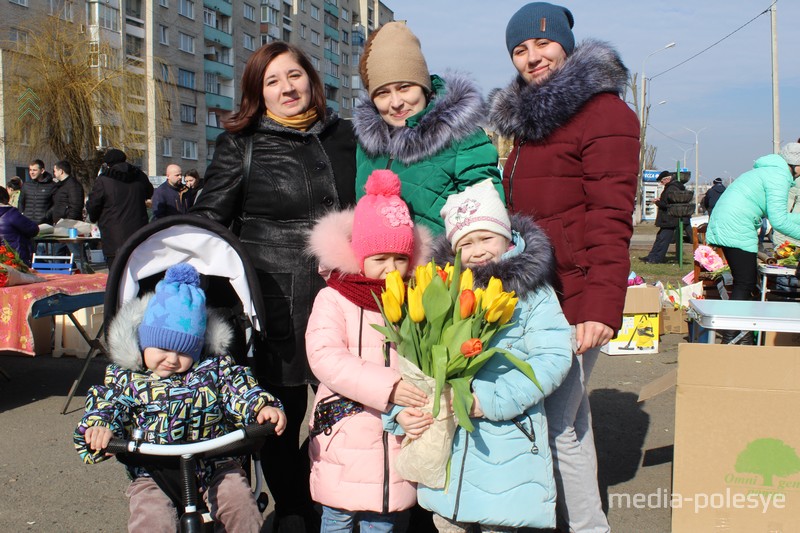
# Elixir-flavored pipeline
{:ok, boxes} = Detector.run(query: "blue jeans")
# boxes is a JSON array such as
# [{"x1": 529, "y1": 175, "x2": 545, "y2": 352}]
[{"x1": 321, "y1": 505, "x2": 408, "y2": 533}]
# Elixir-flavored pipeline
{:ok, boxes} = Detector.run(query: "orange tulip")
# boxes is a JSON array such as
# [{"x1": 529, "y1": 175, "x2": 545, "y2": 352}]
[
  {"x1": 460, "y1": 338, "x2": 482, "y2": 358},
  {"x1": 436, "y1": 267, "x2": 448, "y2": 283},
  {"x1": 459, "y1": 289, "x2": 476, "y2": 319}
]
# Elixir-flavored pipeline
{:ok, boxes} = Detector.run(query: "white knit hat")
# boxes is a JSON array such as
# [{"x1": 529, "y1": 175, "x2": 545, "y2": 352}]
[
  {"x1": 440, "y1": 180, "x2": 512, "y2": 251},
  {"x1": 780, "y1": 142, "x2": 800, "y2": 166}
]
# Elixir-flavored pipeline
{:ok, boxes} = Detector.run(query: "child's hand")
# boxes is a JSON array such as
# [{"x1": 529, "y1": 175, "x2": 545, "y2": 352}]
[
  {"x1": 396, "y1": 408, "x2": 433, "y2": 440},
  {"x1": 84, "y1": 426, "x2": 114, "y2": 453},
  {"x1": 452, "y1": 393, "x2": 484, "y2": 418},
  {"x1": 389, "y1": 379, "x2": 427, "y2": 408},
  {"x1": 257, "y1": 406, "x2": 287, "y2": 436}
]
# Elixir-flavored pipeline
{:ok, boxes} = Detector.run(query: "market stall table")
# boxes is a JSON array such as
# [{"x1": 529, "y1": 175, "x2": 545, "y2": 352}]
[
  {"x1": 687, "y1": 299, "x2": 800, "y2": 344},
  {"x1": 33, "y1": 236, "x2": 102, "y2": 274},
  {"x1": 758, "y1": 263, "x2": 798, "y2": 301}
]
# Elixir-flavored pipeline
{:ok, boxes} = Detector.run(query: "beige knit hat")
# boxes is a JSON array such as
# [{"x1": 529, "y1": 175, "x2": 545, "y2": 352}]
[{"x1": 359, "y1": 21, "x2": 431, "y2": 99}]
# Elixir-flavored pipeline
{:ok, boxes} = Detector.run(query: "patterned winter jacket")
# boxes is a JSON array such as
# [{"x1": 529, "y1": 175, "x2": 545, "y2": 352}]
[{"x1": 74, "y1": 294, "x2": 282, "y2": 485}]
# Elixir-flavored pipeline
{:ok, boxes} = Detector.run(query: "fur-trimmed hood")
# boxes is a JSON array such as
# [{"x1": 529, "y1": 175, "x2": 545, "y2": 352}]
[
  {"x1": 107, "y1": 294, "x2": 234, "y2": 371},
  {"x1": 307, "y1": 208, "x2": 433, "y2": 275},
  {"x1": 431, "y1": 214, "x2": 555, "y2": 298},
  {"x1": 353, "y1": 73, "x2": 488, "y2": 166},
  {"x1": 489, "y1": 39, "x2": 629, "y2": 142}
]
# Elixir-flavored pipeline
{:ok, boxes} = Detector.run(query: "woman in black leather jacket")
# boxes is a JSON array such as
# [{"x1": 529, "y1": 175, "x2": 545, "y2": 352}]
[{"x1": 191, "y1": 41, "x2": 356, "y2": 532}]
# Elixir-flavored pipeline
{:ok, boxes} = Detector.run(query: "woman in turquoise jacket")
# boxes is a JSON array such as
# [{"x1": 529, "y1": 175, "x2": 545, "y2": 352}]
[
  {"x1": 353, "y1": 21, "x2": 504, "y2": 235},
  {"x1": 707, "y1": 146, "x2": 800, "y2": 308},
  {"x1": 388, "y1": 209, "x2": 572, "y2": 531}
]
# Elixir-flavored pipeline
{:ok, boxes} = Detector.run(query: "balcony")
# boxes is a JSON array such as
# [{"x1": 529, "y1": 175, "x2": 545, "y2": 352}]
[
  {"x1": 206, "y1": 93, "x2": 233, "y2": 110},
  {"x1": 324, "y1": 1, "x2": 338, "y2": 16},
  {"x1": 203, "y1": 0, "x2": 232, "y2": 17},
  {"x1": 324, "y1": 49, "x2": 340, "y2": 66},
  {"x1": 204, "y1": 25, "x2": 233, "y2": 48},
  {"x1": 326, "y1": 98, "x2": 339, "y2": 112},
  {"x1": 324, "y1": 24, "x2": 339, "y2": 41},
  {"x1": 204, "y1": 59, "x2": 234, "y2": 79},
  {"x1": 206, "y1": 125, "x2": 225, "y2": 141},
  {"x1": 324, "y1": 74, "x2": 340, "y2": 89}
]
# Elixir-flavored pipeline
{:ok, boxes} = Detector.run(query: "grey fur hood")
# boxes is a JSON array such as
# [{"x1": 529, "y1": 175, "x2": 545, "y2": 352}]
[
  {"x1": 489, "y1": 39, "x2": 629, "y2": 142},
  {"x1": 431, "y1": 214, "x2": 556, "y2": 299},
  {"x1": 107, "y1": 294, "x2": 234, "y2": 371},
  {"x1": 353, "y1": 73, "x2": 488, "y2": 165}
]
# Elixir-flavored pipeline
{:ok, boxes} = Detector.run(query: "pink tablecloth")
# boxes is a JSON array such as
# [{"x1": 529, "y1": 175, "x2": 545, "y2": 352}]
[{"x1": 0, "y1": 273, "x2": 107, "y2": 356}]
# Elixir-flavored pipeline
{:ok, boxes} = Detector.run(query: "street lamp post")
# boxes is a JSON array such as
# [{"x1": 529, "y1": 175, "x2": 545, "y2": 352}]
[
  {"x1": 636, "y1": 42, "x2": 676, "y2": 223},
  {"x1": 685, "y1": 126, "x2": 708, "y2": 214}
]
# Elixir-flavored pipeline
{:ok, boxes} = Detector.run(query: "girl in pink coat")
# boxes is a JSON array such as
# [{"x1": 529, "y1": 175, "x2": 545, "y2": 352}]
[{"x1": 305, "y1": 170, "x2": 433, "y2": 532}]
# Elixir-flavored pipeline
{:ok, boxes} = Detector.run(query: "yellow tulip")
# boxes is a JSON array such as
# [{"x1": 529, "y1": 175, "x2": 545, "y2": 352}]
[
  {"x1": 415, "y1": 264, "x2": 432, "y2": 292},
  {"x1": 459, "y1": 268, "x2": 474, "y2": 292},
  {"x1": 499, "y1": 295, "x2": 519, "y2": 325},
  {"x1": 443, "y1": 263, "x2": 454, "y2": 284},
  {"x1": 473, "y1": 288, "x2": 484, "y2": 311},
  {"x1": 408, "y1": 286, "x2": 425, "y2": 322},
  {"x1": 483, "y1": 277, "x2": 504, "y2": 310},
  {"x1": 385, "y1": 270, "x2": 405, "y2": 306},
  {"x1": 381, "y1": 290, "x2": 403, "y2": 323},
  {"x1": 485, "y1": 292, "x2": 512, "y2": 323}
]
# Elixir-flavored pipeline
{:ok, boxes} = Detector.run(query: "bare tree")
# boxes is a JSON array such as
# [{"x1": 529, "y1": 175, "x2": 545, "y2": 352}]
[
  {"x1": 1, "y1": 14, "x2": 172, "y2": 189},
  {"x1": 626, "y1": 72, "x2": 658, "y2": 223}
]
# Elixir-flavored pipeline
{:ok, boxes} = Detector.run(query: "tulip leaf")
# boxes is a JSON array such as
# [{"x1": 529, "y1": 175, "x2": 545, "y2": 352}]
[
  {"x1": 371, "y1": 324, "x2": 401, "y2": 345},
  {"x1": 422, "y1": 276, "x2": 452, "y2": 329},
  {"x1": 441, "y1": 319, "x2": 473, "y2": 360},
  {"x1": 449, "y1": 249, "x2": 463, "y2": 314},
  {"x1": 449, "y1": 377, "x2": 474, "y2": 432},
  {"x1": 431, "y1": 344, "x2": 448, "y2": 417}
]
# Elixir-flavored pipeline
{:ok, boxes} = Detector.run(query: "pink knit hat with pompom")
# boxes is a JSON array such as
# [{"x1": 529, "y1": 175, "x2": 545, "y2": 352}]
[{"x1": 351, "y1": 170, "x2": 415, "y2": 268}]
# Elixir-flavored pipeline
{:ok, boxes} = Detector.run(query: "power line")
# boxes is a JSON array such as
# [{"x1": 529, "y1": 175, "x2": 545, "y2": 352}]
[
  {"x1": 650, "y1": 0, "x2": 777, "y2": 81},
  {"x1": 648, "y1": 123, "x2": 693, "y2": 145}
]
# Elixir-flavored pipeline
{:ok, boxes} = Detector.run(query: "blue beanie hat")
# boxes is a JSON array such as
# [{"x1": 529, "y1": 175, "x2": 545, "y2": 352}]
[
  {"x1": 138, "y1": 263, "x2": 207, "y2": 360},
  {"x1": 505, "y1": 2, "x2": 575, "y2": 56}
]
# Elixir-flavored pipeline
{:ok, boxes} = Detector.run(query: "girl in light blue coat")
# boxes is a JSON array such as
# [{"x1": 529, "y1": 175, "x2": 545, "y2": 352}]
[
  {"x1": 707, "y1": 145, "x2": 800, "y2": 302},
  {"x1": 388, "y1": 180, "x2": 572, "y2": 532}
]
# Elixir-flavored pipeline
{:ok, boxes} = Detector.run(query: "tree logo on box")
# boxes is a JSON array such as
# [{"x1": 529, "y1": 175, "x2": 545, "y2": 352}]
[{"x1": 735, "y1": 438, "x2": 800, "y2": 486}]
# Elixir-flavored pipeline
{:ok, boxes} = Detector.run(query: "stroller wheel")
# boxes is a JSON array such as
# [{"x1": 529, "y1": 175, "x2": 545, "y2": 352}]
[{"x1": 257, "y1": 492, "x2": 270, "y2": 513}]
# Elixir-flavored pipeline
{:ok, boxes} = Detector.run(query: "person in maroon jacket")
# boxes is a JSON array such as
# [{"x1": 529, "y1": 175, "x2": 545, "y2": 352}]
[{"x1": 490, "y1": 3, "x2": 639, "y2": 532}]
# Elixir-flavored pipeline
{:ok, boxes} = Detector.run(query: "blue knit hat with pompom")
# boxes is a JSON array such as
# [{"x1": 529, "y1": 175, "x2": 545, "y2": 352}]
[{"x1": 138, "y1": 263, "x2": 207, "y2": 360}]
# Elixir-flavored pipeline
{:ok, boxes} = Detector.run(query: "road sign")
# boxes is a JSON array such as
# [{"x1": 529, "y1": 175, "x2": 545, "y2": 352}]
[{"x1": 643, "y1": 170, "x2": 661, "y2": 182}]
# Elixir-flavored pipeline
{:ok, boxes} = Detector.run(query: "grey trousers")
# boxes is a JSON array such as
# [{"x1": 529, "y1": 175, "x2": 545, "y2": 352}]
[
  {"x1": 544, "y1": 346, "x2": 610, "y2": 533},
  {"x1": 432, "y1": 513, "x2": 516, "y2": 533},
  {"x1": 125, "y1": 461, "x2": 263, "y2": 533}
]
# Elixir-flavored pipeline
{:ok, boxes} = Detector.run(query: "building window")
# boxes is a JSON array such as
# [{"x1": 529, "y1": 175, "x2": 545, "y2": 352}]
[
  {"x1": 125, "y1": 34, "x2": 143, "y2": 60},
  {"x1": 124, "y1": 0, "x2": 142, "y2": 19},
  {"x1": 207, "y1": 141, "x2": 215, "y2": 160},
  {"x1": 182, "y1": 140, "x2": 198, "y2": 160},
  {"x1": 50, "y1": 0, "x2": 74, "y2": 21},
  {"x1": 159, "y1": 0, "x2": 168, "y2": 6},
  {"x1": 299, "y1": 0, "x2": 306, "y2": 12},
  {"x1": 260, "y1": 34, "x2": 269, "y2": 46},
  {"x1": 311, "y1": 30, "x2": 320, "y2": 46},
  {"x1": 341, "y1": 30, "x2": 349, "y2": 44},
  {"x1": 158, "y1": 25, "x2": 169, "y2": 44},
  {"x1": 9, "y1": 28, "x2": 29, "y2": 51},
  {"x1": 282, "y1": 28, "x2": 290, "y2": 41},
  {"x1": 180, "y1": 104, "x2": 197, "y2": 124},
  {"x1": 178, "y1": 0, "x2": 194, "y2": 19},
  {"x1": 204, "y1": 72, "x2": 220, "y2": 94},
  {"x1": 178, "y1": 32, "x2": 195, "y2": 53},
  {"x1": 342, "y1": 98, "x2": 350, "y2": 110},
  {"x1": 340, "y1": 8, "x2": 349, "y2": 21},
  {"x1": 261, "y1": 5, "x2": 278, "y2": 24},
  {"x1": 243, "y1": 32, "x2": 256, "y2": 51},
  {"x1": 96, "y1": 4, "x2": 120, "y2": 31},
  {"x1": 342, "y1": 74, "x2": 349, "y2": 87},
  {"x1": 161, "y1": 63, "x2": 170, "y2": 81},
  {"x1": 342, "y1": 53, "x2": 348, "y2": 66},
  {"x1": 177, "y1": 69, "x2": 195, "y2": 89},
  {"x1": 203, "y1": 8, "x2": 216, "y2": 27},
  {"x1": 9, "y1": 0, "x2": 28, "y2": 6},
  {"x1": 163, "y1": 138, "x2": 172, "y2": 156},
  {"x1": 207, "y1": 111, "x2": 220, "y2": 127},
  {"x1": 324, "y1": 38, "x2": 339, "y2": 55},
  {"x1": 243, "y1": 2, "x2": 255, "y2": 21},
  {"x1": 310, "y1": 55, "x2": 320, "y2": 71},
  {"x1": 325, "y1": 60, "x2": 338, "y2": 78},
  {"x1": 300, "y1": 24, "x2": 306, "y2": 38},
  {"x1": 310, "y1": 3, "x2": 319, "y2": 20}
]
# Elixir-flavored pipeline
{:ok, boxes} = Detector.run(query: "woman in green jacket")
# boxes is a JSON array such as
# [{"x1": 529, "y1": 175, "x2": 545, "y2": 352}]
[
  {"x1": 353, "y1": 21, "x2": 504, "y2": 234},
  {"x1": 707, "y1": 144, "x2": 800, "y2": 312}
]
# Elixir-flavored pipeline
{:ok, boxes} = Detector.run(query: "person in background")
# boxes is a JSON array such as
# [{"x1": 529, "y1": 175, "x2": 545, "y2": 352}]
[
  {"x1": 85, "y1": 149, "x2": 154, "y2": 268},
  {"x1": 182, "y1": 169, "x2": 203, "y2": 209},
  {"x1": 707, "y1": 143, "x2": 800, "y2": 343},
  {"x1": 18, "y1": 159, "x2": 56, "y2": 225},
  {"x1": 702, "y1": 177, "x2": 726, "y2": 215},
  {"x1": 6, "y1": 177, "x2": 23, "y2": 208},
  {"x1": 191, "y1": 41, "x2": 357, "y2": 533},
  {"x1": 641, "y1": 171, "x2": 690, "y2": 264},
  {"x1": 151, "y1": 164, "x2": 186, "y2": 220},
  {"x1": 0, "y1": 187, "x2": 39, "y2": 265},
  {"x1": 48, "y1": 160, "x2": 87, "y2": 270},
  {"x1": 353, "y1": 21, "x2": 504, "y2": 235},
  {"x1": 489, "y1": 3, "x2": 640, "y2": 531}
]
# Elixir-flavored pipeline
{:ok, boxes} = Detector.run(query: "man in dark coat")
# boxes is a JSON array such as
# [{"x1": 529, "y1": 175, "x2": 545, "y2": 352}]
[
  {"x1": 702, "y1": 177, "x2": 726, "y2": 215},
  {"x1": 85, "y1": 149, "x2": 154, "y2": 267},
  {"x1": 48, "y1": 160, "x2": 84, "y2": 223},
  {"x1": 150, "y1": 164, "x2": 187, "y2": 220},
  {"x1": 18, "y1": 159, "x2": 56, "y2": 224},
  {"x1": 642, "y1": 171, "x2": 692, "y2": 263}
]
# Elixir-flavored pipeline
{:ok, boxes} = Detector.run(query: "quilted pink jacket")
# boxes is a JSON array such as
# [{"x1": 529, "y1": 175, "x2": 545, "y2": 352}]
[{"x1": 304, "y1": 207, "x2": 431, "y2": 513}]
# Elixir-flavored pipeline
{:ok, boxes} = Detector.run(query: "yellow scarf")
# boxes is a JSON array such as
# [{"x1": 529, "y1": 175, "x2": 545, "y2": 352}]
[{"x1": 266, "y1": 108, "x2": 319, "y2": 132}]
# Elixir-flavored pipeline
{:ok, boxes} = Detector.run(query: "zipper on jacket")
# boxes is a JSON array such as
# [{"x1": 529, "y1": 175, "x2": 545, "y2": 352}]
[
  {"x1": 506, "y1": 140, "x2": 524, "y2": 211},
  {"x1": 382, "y1": 341, "x2": 390, "y2": 513},
  {"x1": 513, "y1": 415, "x2": 539, "y2": 454},
  {"x1": 451, "y1": 432, "x2": 470, "y2": 521}
]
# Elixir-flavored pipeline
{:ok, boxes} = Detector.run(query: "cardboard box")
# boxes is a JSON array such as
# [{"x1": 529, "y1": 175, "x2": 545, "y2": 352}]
[
  {"x1": 28, "y1": 316, "x2": 54, "y2": 356},
  {"x1": 661, "y1": 305, "x2": 689, "y2": 335},
  {"x1": 763, "y1": 331, "x2": 800, "y2": 346},
  {"x1": 671, "y1": 344, "x2": 800, "y2": 531},
  {"x1": 602, "y1": 286, "x2": 661, "y2": 355},
  {"x1": 53, "y1": 305, "x2": 104, "y2": 358}
]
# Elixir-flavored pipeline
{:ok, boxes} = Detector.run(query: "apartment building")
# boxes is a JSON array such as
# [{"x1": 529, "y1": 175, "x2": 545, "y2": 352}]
[{"x1": 0, "y1": 0, "x2": 392, "y2": 181}]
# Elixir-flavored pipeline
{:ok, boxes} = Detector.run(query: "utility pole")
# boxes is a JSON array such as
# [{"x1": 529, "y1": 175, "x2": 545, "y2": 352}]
[{"x1": 771, "y1": 3, "x2": 780, "y2": 153}]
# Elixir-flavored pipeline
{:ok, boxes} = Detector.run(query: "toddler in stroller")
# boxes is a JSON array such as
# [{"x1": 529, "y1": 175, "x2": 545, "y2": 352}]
[{"x1": 74, "y1": 245, "x2": 286, "y2": 531}]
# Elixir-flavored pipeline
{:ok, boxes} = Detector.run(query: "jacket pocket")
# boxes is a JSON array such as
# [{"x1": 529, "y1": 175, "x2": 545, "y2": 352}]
[
  {"x1": 256, "y1": 271, "x2": 294, "y2": 341},
  {"x1": 541, "y1": 217, "x2": 583, "y2": 275}
]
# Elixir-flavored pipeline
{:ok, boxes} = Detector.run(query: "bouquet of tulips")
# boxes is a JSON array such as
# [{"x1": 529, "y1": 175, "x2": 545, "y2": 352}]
[
  {"x1": 373, "y1": 251, "x2": 541, "y2": 487},
  {"x1": 0, "y1": 240, "x2": 43, "y2": 287},
  {"x1": 774, "y1": 241, "x2": 800, "y2": 267}
]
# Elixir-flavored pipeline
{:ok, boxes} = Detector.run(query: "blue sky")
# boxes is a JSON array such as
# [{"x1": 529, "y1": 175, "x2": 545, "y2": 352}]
[{"x1": 390, "y1": 0, "x2": 799, "y2": 184}]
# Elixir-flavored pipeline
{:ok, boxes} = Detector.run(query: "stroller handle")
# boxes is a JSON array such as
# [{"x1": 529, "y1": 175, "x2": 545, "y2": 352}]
[{"x1": 104, "y1": 421, "x2": 277, "y2": 457}]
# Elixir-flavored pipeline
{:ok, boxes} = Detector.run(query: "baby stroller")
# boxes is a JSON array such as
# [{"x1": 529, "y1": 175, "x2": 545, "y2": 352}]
[{"x1": 101, "y1": 214, "x2": 273, "y2": 532}]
